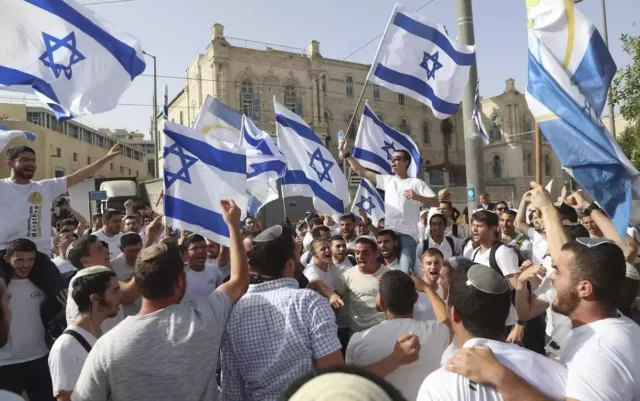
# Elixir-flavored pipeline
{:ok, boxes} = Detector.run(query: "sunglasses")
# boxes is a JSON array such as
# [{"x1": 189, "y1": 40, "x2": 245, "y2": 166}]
[{"x1": 391, "y1": 156, "x2": 404, "y2": 162}]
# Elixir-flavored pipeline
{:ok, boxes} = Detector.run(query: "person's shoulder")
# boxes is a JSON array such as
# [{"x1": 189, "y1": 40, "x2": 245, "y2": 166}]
[
  {"x1": 496, "y1": 243, "x2": 517, "y2": 257},
  {"x1": 417, "y1": 368, "x2": 460, "y2": 401}
]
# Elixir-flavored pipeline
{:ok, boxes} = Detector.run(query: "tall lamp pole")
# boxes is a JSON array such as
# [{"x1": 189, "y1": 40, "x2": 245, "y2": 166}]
[{"x1": 143, "y1": 51, "x2": 159, "y2": 178}]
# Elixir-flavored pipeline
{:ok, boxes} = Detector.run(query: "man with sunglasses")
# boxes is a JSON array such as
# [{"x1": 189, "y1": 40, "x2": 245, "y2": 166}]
[{"x1": 340, "y1": 147, "x2": 438, "y2": 276}]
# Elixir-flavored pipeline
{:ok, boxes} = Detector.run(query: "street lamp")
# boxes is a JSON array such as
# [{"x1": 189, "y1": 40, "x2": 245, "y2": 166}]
[{"x1": 142, "y1": 50, "x2": 159, "y2": 178}]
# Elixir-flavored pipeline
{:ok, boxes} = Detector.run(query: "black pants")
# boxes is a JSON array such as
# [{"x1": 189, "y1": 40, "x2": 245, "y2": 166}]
[
  {"x1": 522, "y1": 313, "x2": 547, "y2": 355},
  {"x1": 338, "y1": 327, "x2": 351, "y2": 358},
  {"x1": 0, "y1": 355, "x2": 55, "y2": 401}
]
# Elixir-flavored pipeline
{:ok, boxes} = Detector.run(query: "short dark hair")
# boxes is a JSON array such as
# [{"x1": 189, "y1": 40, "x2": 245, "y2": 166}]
[
  {"x1": 339, "y1": 214, "x2": 356, "y2": 224},
  {"x1": 59, "y1": 219, "x2": 78, "y2": 228},
  {"x1": 72, "y1": 270, "x2": 117, "y2": 313},
  {"x1": 429, "y1": 214, "x2": 447, "y2": 225},
  {"x1": 379, "y1": 271, "x2": 416, "y2": 315},
  {"x1": 244, "y1": 216, "x2": 255, "y2": 222},
  {"x1": 242, "y1": 230, "x2": 260, "y2": 241},
  {"x1": 181, "y1": 234, "x2": 206, "y2": 251},
  {"x1": 7, "y1": 146, "x2": 35, "y2": 160},
  {"x1": 564, "y1": 223, "x2": 589, "y2": 240},
  {"x1": 557, "y1": 203, "x2": 578, "y2": 223},
  {"x1": 310, "y1": 238, "x2": 330, "y2": 256},
  {"x1": 471, "y1": 210, "x2": 499, "y2": 228},
  {"x1": 6, "y1": 238, "x2": 37, "y2": 258},
  {"x1": 501, "y1": 209, "x2": 517, "y2": 219},
  {"x1": 330, "y1": 235, "x2": 346, "y2": 244},
  {"x1": 309, "y1": 218, "x2": 323, "y2": 228},
  {"x1": 249, "y1": 225, "x2": 296, "y2": 278},
  {"x1": 123, "y1": 215, "x2": 139, "y2": 223},
  {"x1": 311, "y1": 226, "x2": 330, "y2": 239},
  {"x1": 495, "y1": 201, "x2": 509, "y2": 209},
  {"x1": 561, "y1": 240, "x2": 626, "y2": 310},
  {"x1": 355, "y1": 237, "x2": 377, "y2": 252},
  {"x1": 102, "y1": 209, "x2": 122, "y2": 221},
  {"x1": 393, "y1": 149, "x2": 412, "y2": 166},
  {"x1": 54, "y1": 229, "x2": 78, "y2": 246},
  {"x1": 120, "y1": 233, "x2": 142, "y2": 248},
  {"x1": 135, "y1": 243, "x2": 185, "y2": 300},
  {"x1": 448, "y1": 266, "x2": 511, "y2": 339},
  {"x1": 376, "y1": 229, "x2": 398, "y2": 242},
  {"x1": 422, "y1": 248, "x2": 444, "y2": 259},
  {"x1": 67, "y1": 235, "x2": 99, "y2": 270}
]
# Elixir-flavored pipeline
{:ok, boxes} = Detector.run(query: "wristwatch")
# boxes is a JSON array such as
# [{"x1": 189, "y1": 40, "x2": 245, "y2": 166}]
[
  {"x1": 584, "y1": 202, "x2": 600, "y2": 216},
  {"x1": 516, "y1": 320, "x2": 526, "y2": 326},
  {"x1": 343, "y1": 151, "x2": 352, "y2": 159}
]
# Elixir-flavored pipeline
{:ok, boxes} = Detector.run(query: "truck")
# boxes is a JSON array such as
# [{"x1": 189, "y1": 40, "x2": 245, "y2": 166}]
[{"x1": 69, "y1": 177, "x2": 145, "y2": 224}]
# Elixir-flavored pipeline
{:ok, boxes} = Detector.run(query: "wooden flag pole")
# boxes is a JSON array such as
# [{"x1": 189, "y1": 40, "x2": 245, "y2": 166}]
[{"x1": 535, "y1": 123, "x2": 543, "y2": 185}]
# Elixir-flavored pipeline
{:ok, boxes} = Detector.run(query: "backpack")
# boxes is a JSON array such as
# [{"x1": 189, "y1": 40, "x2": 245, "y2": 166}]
[
  {"x1": 451, "y1": 224, "x2": 459, "y2": 238},
  {"x1": 509, "y1": 236, "x2": 529, "y2": 267},
  {"x1": 62, "y1": 328, "x2": 92, "y2": 353},
  {"x1": 471, "y1": 242, "x2": 505, "y2": 277},
  {"x1": 422, "y1": 237, "x2": 458, "y2": 257}
]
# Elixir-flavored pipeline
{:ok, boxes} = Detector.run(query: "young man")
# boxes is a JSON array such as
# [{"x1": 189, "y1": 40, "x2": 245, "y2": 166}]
[
  {"x1": 302, "y1": 218, "x2": 325, "y2": 252},
  {"x1": 73, "y1": 200, "x2": 250, "y2": 401},
  {"x1": 0, "y1": 277, "x2": 30, "y2": 401},
  {"x1": 205, "y1": 239, "x2": 231, "y2": 281},
  {"x1": 93, "y1": 209, "x2": 123, "y2": 259},
  {"x1": 416, "y1": 213, "x2": 463, "y2": 270},
  {"x1": 447, "y1": 182, "x2": 640, "y2": 401},
  {"x1": 339, "y1": 214, "x2": 359, "y2": 249},
  {"x1": 417, "y1": 264, "x2": 566, "y2": 400},
  {"x1": 478, "y1": 193, "x2": 496, "y2": 211},
  {"x1": 341, "y1": 146, "x2": 438, "y2": 275},
  {"x1": 347, "y1": 270, "x2": 451, "y2": 401},
  {"x1": 500, "y1": 209, "x2": 533, "y2": 262},
  {"x1": 495, "y1": 201, "x2": 509, "y2": 215},
  {"x1": 122, "y1": 215, "x2": 141, "y2": 236},
  {"x1": 110, "y1": 233, "x2": 143, "y2": 317},
  {"x1": 330, "y1": 235, "x2": 354, "y2": 272},
  {"x1": 300, "y1": 226, "x2": 331, "y2": 268},
  {"x1": 438, "y1": 201, "x2": 462, "y2": 239},
  {"x1": 413, "y1": 248, "x2": 446, "y2": 321},
  {"x1": 376, "y1": 229, "x2": 400, "y2": 271},
  {"x1": 48, "y1": 267, "x2": 122, "y2": 401},
  {"x1": 516, "y1": 194, "x2": 548, "y2": 266},
  {"x1": 52, "y1": 230, "x2": 78, "y2": 275},
  {"x1": 180, "y1": 234, "x2": 225, "y2": 303},
  {"x1": 580, "y1": 213, "x2": 604, "y2": 238},
  {"x1": 304, "y1": 238, "x2": 344, "y2": 310}
]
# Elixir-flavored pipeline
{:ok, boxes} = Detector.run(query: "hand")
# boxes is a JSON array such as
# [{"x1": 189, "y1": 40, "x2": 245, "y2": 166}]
[
  {"x1": 565, "y1": 192, "x2": 590, "y2": 211},
  {"x1": 520, "y1": 260, "x2": 534, "y2": 271},
  {"x1": 146, "y1": 214, "x2": 164, "y2": 238},
  {"x1": 329, "y1": 293, "x2": 344, "y2": 309},
  {"x1": 391, "y1": 332, "x2": 421, "y2": 365},
  {"x1": 294, "y1": 236, "x2": 303, "y2": 256},
  {"x1": 404, "y1": 189, "x2": 417, "y2": 200},
  {"x1": 124, "y1": 199, "x2": 134, "y2": 210},
  {"x1": 358, "y1": 208, "x2": 367, "y2": 221},
  {"x1": 506, "y1": 324, "x2": 524, "y2": 345},
  {"x1": 219, "y1": 199, "x2": 241, "y2": 226},
  {"x1": 56, "y1": 289, "x2": 68, "y2": 307},
  {"x1": 446, "y1": 346, "x2": 503, "y2": 386},
  {"x1": 526, "y1": 181, "x2": 554, "y2": 210},
  {"x1": 107, "y1": 143, "x2": 123, "y2": 158},
  {"x1": 517, "y1": 265, "x2": 546, "y2": 285},
  {"x1": 338, "y1": 140, "x2": 348, "y2": 161},
  {"x1": 160, "y1": 235, "x2": 178, "y2": 245}
]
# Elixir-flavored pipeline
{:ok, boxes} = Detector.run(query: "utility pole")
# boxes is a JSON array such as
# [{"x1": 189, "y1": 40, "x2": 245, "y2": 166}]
[
  {"x1": 143, "y1": 51, "x2": 159, "y2": 178},
  {"x1": 456, "y1": 0, "x2": 485, "y2": 215}
]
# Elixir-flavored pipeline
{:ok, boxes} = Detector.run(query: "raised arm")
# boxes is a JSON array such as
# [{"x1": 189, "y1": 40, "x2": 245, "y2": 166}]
[
  {"x1": 65, "y1": 144, "x2": 122, "y2": 188},
  {"x1": 216, "y1": 200, "x2": 250, "y2": 304},
  {"x1": 64, "y1": 199, "x2": 88, "y2": 236},
  {"x1": 338, "y1": 140, "x2": 378, "y2": 183},
  {"x1": 307, "y1": 279, "x2": 344, "y2": 309},
  {"x1": 516, "y1": 193, "x2": 532, "y2": 234},
  {"x1": 412, "y1": 276, "x2": 452, "y2": 339},
  {"x1": 515, "y1": 265, "x2": 550, "y2": 321},
  {"x1": 527, "y1": 182, "x2": 570, "y2": 261}
]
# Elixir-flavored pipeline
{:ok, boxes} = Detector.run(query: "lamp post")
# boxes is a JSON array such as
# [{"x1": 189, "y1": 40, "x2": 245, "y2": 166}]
[{"x1": 142, "y1": 51, "x2": 158, "y2": 178}]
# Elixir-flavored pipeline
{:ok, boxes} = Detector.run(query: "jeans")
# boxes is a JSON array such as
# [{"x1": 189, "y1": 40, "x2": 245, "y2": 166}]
[
  {"x1": 397, "y1": 234, "x2": 418, "y2": 275},
  {"x1": 0, "y1": 355, "x2": 54, "y2": 400}
]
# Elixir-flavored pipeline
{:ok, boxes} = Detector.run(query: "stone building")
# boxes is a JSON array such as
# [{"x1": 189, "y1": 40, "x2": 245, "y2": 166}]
[{"x1": 99, "y1": 128, "x2": 156, "y2": 178}]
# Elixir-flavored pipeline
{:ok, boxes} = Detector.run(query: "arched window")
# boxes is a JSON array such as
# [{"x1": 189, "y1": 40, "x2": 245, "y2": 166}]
[
  {"x1": 544, "y1": 154, "x2": 553, "y2": 176},
  {"x1": 346, "y1": 76, "x2": 354, "y2": 97},
  {"x1": 492, "y1": 155, "x2": 502, "y2": 178},
  {"x1": 490, "y1": 115, "x2": 501, "y2": 141},
  {"x1": 377, "y1": 114, "x2": 385, "y2": 123},
  {"x1": 284, "y1": 85, "x2": 297, "y2": 114},
  {"x1": 525, "y1": 153, "x2": 533, "y2": 176},
  {"x1": 398, "y1": 118, "x2": 409, "y2": 134},
  {"x1": 422, "y1": 121, "x2": 430, "y2": 144},
  {"x1": 523, "y1": 118, "x2": 533, "y2": 141},
  {"x1": 179, "y1": 111, "x2": 183, "y2": 125},
  {"x1": 322, "y1": 75, "x2": 327, "y2": 93},
  {"x1": 241, "y1": 80, "x2": 255, "y2": 118}
]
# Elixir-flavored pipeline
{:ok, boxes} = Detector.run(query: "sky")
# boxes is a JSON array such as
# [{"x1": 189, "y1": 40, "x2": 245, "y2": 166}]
[{"x1": 4, "y1": 0, "x2": 639, "y2": 137}]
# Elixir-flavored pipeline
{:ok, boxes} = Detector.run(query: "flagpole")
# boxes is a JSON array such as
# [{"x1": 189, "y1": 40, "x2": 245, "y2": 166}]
[
  {"x1": 535, "y1": 123, "x2": 543, "y2": 185},
  {"x1": 342, "y1": 81, "x2": 369, "y2": 179},
  {"x1": 163, "y1": 84, "x2": 169, "y2": 236}
]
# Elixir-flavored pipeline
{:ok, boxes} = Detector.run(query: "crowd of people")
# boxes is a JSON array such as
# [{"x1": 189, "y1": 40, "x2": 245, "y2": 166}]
[{"x1": 0, "y1": 141, "x2": 638, "y2": 401}]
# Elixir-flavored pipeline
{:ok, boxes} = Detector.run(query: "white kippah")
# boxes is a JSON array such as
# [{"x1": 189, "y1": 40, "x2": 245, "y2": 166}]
[
  {"x1": 626, "y1": 263, "x2": 640, "y2": 281},
  {"x1": 74, "y1": 266, "x2": 112, "y2": 279}
]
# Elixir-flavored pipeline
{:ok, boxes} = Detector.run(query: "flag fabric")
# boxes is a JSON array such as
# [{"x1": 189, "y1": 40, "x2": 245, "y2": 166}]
[
  {"x1": 350, "y1": 178, "x2": 385, "y2": 226},
  {"x1": 525, "y1": 0, "x2": 639, "y2": 237},
  {"x1": 0, "y1": 0, "x2": 145, "y2": 120},
  {"x1": 162, "y1": 119, "x2": 247, "y2": 246},
  {"x1": 367, "y1": 3, "x2": 475, "y2": 119},
  {"x1": 241, "y1": 115, "x2": 287, "y2": 181},
  {"x1": 275, "y1": 98, "x2": 350, "y2": 216},
  {"x1": 353, "y1": 104, "x2": 421, "y2": 177},
  {"x1": 473, "y1": 82, "x2": 491, "y2": 144},
  {"x1": 0, "y1": 125, "x2": 36, "y2": 152}
]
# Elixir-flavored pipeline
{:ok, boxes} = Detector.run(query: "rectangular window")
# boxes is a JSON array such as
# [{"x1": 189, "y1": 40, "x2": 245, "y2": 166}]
[
  {"x1": 73, "y1": 152, "x2": 77, "y2": 162},
  {"x1": 56, "y1": 148, "x2": 62, "y2": 157},
  {"x1": 87, "y1": 156, "x2": 91, "y2": 165},
  {"x1": 398, "y1": 93, "x2": 405, "y2": 105},
  {"x1": 110, "y1": 163, "x2": 113, "y2": 171},
  {"x1": 54, "y1": 168, "x2": 65, "y2": 178},
  {"x1": 373, "y1": 85, "x2": 380, "y2": 101},
  {"x1": 83, "y1": 131, "x2": 93, "y2": 144}
]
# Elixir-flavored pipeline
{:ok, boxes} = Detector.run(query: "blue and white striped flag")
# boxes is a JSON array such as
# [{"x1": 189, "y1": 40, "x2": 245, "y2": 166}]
[
  {"x1": 367, "y1": 4, "x2": 475, "y2": 119},
  {"x1": 526, "y1": 0, "x2": 640, "y2": 237},
  {"x1": 0, "y1": 0, "x2": 145, "y2": 120},
  {"x1": 163, "y1": 120, "x2": 247, "y2": 246},
  {"x1": 275, "y1": 99, "x2": 350, "y2": 216},
  {"x1": 350, "y1": 178, "x2": 385, "y2": 226},
  {"x1": 241, "y1": 115, "x2": 287, "y2": 181},
  {"x1": 0, "y1": 125, "x2": 36, "y2": 153},
  {"x1": 473, "y1": 82, "x2": 490, "y2": 144},
  {"x1": 353, "y1": 104, "x2": 421, "y2": 177}
]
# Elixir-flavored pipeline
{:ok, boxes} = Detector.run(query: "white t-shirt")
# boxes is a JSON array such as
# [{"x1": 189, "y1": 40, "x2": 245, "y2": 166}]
[
  {"x1": 0, "y1": 177, "x2": 67, "y2": 254},
  {"x1": 67, "y1": 275, "x2": 124, "y2": 333},
  {"x1": 376, "y1": 175, "x2": 435, "y2": 239},
  {"x1": 345, "y1": 235, "x2": 358, "y2": 250},
  {"x1": 303, "y1": 263, "x2": 342, "y2": 290},
  {"x1": 334, "y1": 257, "x2": 354, "y2": 272},
  {"x1": 465, "y1": 244, "x2": 519, "y2": 326},
  {"x1": 416, "y1": 236, "x2": 463, "y2": 271},
  {"x1": 52, "y1": 255, "x2": 77, "y2": 274},
  {"x1": 326, "y1": 222, "x2": 340, "y2": 236},
  {"x1": 0, "y1": 279, "x2": 49, "y2": 366},
  {"x1": 48, "y1": 325, "x2": 97, "y2": 396},
  {"x1": 109, "y1": 254, "x2": 135, "y2": 282},
  {"x1": 419, "y1": 338, "x2": 567, "y2": 401},
  {"x1": 527, "y1": 228, "x2": 548, "y2": 265},
  {"x1": 413, "y1": 289, "x2": 444, "y2": 322},
  {"x1": 562, "y1": 316, "x2": 640, "y2": 401},
  {"x1": 347, "y1": 318, "x2": 450, "y2": 401},
  {"x1": 335, "y1": 265, "x2": 390, "y2": 333},
  {"x1": 93, "y1": 231, "x2": 123, "y2": 259},
  {"x1": 534, "y1": 273, "x2": 572, "y2": 356},
  {"x1": 181, "y1": 264, "x2": 223, "y2": 303},
  {"x1": 302, "y1": 232, "x2": 313, "y2": 252}
]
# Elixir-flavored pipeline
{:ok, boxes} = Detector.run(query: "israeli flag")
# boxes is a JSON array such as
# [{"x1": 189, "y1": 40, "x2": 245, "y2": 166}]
[
  {"x1": 241, "y1": 115, "x2": 287, "y2": 181},
  {"x1": 275, "y1": 98, "x2": 350, "y2": 216},
  {"x1": 0, "y1": 0, "x2": 145, "y2": 120},
  {"x1": 163, "y1": 120, "x2": 247, "y2": 246},
  {"x1": 192, "y1": 95, "x2": 241, "y2": 143},
  {"x1": 367, "y1": 4, "x2": 475, "y2": 119},
  {"x1": 526, "y1": 0, "x2": 639, "y2": 237},
  {"x1": 0, "y1": 125, "x2": 36, "y2": 153},
  {"x1": 473, "y1": 82, "x2": 491, "y2": 144},
  {"x1": 350, "y1": 178, "x2": 385, "y2": 226},
  {"x1": 353, "y1": 104, "x2": 421, "y2": 177}
]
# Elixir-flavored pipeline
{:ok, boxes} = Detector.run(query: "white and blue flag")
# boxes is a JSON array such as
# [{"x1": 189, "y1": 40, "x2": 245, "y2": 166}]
[
  {"x1": 367, "y1": 4, "x2": 475, "y2": 119},
  {"x1": 473, "y1": 82, "x2": 490, "y2": 144},
  {"x1": 163, "y1": 119, "x2": 247, "y2": 246},
  {"x1": 241, "y1": 115, "x2": 287, "y2": 181},
  {"x1": 192, "y1": 95, "x2": 242, "y2": 143},
  {"x1": 0, "y1": 125, "x2": 36, "y2": 153},
  {"x1": 0, "y1": 0, "x2": 145, "y2": 120},
  {"x1": 353, "y1": 104, "x2": 421, "y2": 177},
  {"x1": 275, "y1": 99, "x2": 350, "y2": 216},
  {"x1": 350, "y1": 178, "x2": 385, "y2": 226},
  {"x1": 526, "y1": 0, "x2": 640, "y2": 237}
]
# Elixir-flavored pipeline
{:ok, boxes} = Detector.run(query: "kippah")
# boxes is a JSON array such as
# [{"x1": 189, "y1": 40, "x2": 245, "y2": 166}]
[
  {"x1": 74, "y1": 266, "x2": 112, "y2": 279},
  {"x1": 466, "y1": 264, "x2": 510, "y2": 295},
  {"x1": 254, "y1": 225, "x2": 284, "y2": 243}
]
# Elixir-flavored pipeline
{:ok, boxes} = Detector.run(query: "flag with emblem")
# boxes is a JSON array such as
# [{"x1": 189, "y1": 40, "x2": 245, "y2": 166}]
[
  {"x1": 350, "y1": 178, "x2": 385, "y2": 226},
  {"x1": 0, "y1": 125, "x2": 36, "y2": 153},
  {"x1": 163, "y1": 119, "x2": 247, "y2": 246},
  {"x1": 367, "y1": 4, "x2": 475, "y2": 119},
  {"x1": 275, "y1": 98, "x2": 350, "y2": 216},
  {"x1": 353, "y1": 104, "x2": 421, "y2": 177},
  {"x1": 0, "y1": 0, "x2": 146, "y2": 120}
]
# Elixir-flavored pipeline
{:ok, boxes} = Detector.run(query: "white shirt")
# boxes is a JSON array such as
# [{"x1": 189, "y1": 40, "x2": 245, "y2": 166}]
[
  {"x1": 303, "y1": 263, "x2": 342, "y2": 290},
  {"x1": 416, "y1": 236, "x2": 463, "y2": 271},
  {"x1": 0, "y1": 177, "x2": 67, "y2": 254},
  {"x1": 299, "y1": 250, "x2": 312, "y2": 267},
  {"x1": 413, "y1": 289, "x2": 444, "y2": 322},
  {"x1": 0, "y1": 390, "x2": 22, "y2": 401},
  {"x1": 109, "y1": 254, "x2": 134, "y2": 282},
  {"x1": 419, "y1": 338, "x2": 567, "y2": 401},
  {"x1": 527, "y1": 228, "x2": 548, "y2": 265},
  {"x1": 347, "y1": 318, "x2": 450, "y2": 401},
  {"x1": 181, "y1": 264, "x2": 223, "y2": 303},
  {"x1": 534, "y1": 273, "x2": 572, "y2": 356},
  {"x1": 345, "y1": 235, "x2": 358, "y2": 250},
  {"x1": 326, "y1": 222, "x2": 340, "y2": 236},
  {"x1": 93, "y1": 231, "x2": 123, "y2": 259},
  {"x1": 302, "y1": 232, "x2": 313, "y2": 252},
  {"x1": 376, "y1": 175, "x2": 435, "y2": 239},
  {"x1": 562, "y1": 316, "x2": 640, "y2": 401},
  {"x1": 52, "y1": 255, "x2": 77, "y2": 274},
  {"x1": 48, "y1": 325, "x2": 97, "y2": 396},
  {"x1": 66, "y1": 275, "x2": 124, "y2": 333},
  {"x1": 0, "y1": 279, "x2": 49, "y2": 366},
  {"x1": 333, "y1": 257, "x2": 354, "y2": 272},
  {"x1": 381, "y1": 257, "x2": 401, "y2": 271},
  {"x1": 335, "y1": 265, "x2": 390, "y2": 333}
]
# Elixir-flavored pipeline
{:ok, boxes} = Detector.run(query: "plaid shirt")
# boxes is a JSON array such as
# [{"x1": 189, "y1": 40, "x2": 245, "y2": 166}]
[{"x1": 220, "y1": 278, "x2": 340, "y2": 401}]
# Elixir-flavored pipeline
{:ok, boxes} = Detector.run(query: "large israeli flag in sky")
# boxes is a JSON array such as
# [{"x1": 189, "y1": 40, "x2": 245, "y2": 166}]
[
  {"x1": 526, "y1": 0, "x2": 640, "y2": 237},
  {"x1": 163, "y1": 120, "x2": 247, "y2": 246},
  {"x1": 353, "y1": 104, "x2": 421, "y2": 177},
  {"x1": 241, "y1": 115, "x2": 287, "y2": 181},
  {"x1": 275, "y1": 99, "x2": 350, "y2": 216},
  {"x1": 0, "y1": 0, "x2": 145, "y2": 120},
  {"x1": 367, "y1": 3, "x2": 475, "y2": 119},
  {"x1": 350, "y1": 178, "x2": 385, "y2": 226}
]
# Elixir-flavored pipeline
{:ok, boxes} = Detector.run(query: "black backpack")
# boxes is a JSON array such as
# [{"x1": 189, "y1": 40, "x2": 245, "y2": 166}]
[
  {"x1": 508, "y1": 236, "x2": 529, "y2": 267},
  {"x1": 422, "y1": 237, "x2": 459, "y2": 257},
  {"x1": 471, "y1": 242, "x2": 506, "y2": 277}
]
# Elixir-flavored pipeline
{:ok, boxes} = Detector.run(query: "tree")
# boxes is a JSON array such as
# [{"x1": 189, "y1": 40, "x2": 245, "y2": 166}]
[{"x1": 610, "y1": 34, "x2": 640, "y2": 168}]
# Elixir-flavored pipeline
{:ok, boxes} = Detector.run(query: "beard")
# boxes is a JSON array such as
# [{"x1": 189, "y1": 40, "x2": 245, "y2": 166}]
[
  {"x1": 552, "y1": 288, "x2": 580, "y2": 316},
  {"x1": 15, "y1": 167, "x2": 34, "y2": 180}
]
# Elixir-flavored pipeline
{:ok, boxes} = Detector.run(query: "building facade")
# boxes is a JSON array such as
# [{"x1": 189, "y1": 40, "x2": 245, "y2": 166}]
[
  {"x1": 0, "y1": 103, "x2": 147, "y2": 181},
  {"x1": 100, "y1": 128, "x2": 156, "y2": 178}
]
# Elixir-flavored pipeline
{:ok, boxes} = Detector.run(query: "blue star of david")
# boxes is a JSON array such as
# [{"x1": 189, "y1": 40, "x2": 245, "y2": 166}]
[
  {"x1": 419, "y1": 51, "x2": 443, "y2": 80},
  {"x1": 39, "y1": 32, "x2": 86, "y2": 80},
  {"x1": 356, "y1": 195, "x2": 376, "y2": 215},
  {"x1": 308, "y1": 148, "x2": 334, "y2": 183},
  {"x1": 381, "y1": 141, "x2": 397, "y2": 161},
  {"x1": 163, "y1": 143, "x2": 198, "y2": 188}
]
